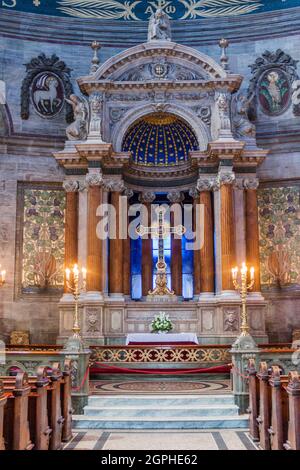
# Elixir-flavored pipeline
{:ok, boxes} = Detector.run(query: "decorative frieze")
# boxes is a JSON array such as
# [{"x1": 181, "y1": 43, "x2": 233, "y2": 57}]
[{"x1": 103, "y1": 179, "x2": 125, "y2": 192}]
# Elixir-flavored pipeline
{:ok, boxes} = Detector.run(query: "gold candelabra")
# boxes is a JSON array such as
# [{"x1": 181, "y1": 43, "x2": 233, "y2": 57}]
[
  {"x1": 0, "y1": 266, "x2": 6, "y2": 287},
  {"x1": 231, "y1": 262, "x2": 255, "y2": 336},
  {"x1": 65, "y1": 264, "x2": 87, "y2": 339}
]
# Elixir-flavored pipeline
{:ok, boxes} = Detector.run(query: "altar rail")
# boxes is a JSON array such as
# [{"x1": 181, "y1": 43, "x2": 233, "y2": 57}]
[{"x1": 89, "y1": 344, "x2": 231, "y2": 365}]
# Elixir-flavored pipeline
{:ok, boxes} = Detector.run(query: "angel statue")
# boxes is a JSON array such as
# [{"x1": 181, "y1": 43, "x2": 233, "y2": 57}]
[
  {"x1": 231, "y1": 94, "x2": 256, "y2": 139},
  {"x1": 65, "y1": 94, "x2": 88, "y2": 141},
  {"x1": 148, "y1": 9, "x2": 171, "y2": 42}
]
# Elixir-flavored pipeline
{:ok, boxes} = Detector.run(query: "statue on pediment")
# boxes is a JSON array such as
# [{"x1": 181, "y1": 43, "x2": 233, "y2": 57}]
[{"x1": 148, "y1": 9, "x2": 171, "y2": 42}]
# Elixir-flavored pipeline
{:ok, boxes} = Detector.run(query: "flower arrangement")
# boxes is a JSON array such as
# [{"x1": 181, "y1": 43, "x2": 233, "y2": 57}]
[{"x1": 151, "y1": 311, "x2": 173, "y2": 333}]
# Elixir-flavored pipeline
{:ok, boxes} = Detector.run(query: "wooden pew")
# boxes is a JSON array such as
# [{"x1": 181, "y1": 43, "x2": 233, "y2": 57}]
[
  {"x1": 0, "y1": 380, "x2": 7, "y2": 450},
  {"x1": 47, "y1": 363, "x2": 64, "y2": 451},
  {"x1": 61, "y1": 359, "x2": 73, "y2": 443},
  {"x1": 268, "y1": 366, "x2": 289, "y2": 450},
  {"x1": 2, "y1": 370, "x2": 51, "y2": 451},
  {"x1": 28, "y1": 368, "x2": 52, "y2": 450},
  {"x1": 256, "y1": 361, "x2": 271, "y2": 450},
  {"x1": 284, "y1": 371, "x2": 300, "y2": 450},
  {"x1": 3, "y1": 372, "x2": 34, "y2": 450},
  {"x1": 247, "y1": 358, "x2": 259, "y2": 442}
]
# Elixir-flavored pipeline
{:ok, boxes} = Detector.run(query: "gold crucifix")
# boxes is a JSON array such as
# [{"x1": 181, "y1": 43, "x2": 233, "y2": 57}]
[{"x1": 137, "y1": 206, "x2": 185, "y2": 297}]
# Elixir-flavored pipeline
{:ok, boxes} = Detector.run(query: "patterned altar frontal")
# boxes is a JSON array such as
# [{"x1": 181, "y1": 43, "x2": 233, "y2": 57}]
[{"x1": 1, "y1": 0, "x2": 300, "y2": 20}]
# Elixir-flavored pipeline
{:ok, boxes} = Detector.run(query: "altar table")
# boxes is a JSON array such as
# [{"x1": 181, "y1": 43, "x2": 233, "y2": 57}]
[{"x1": 126, "y1": 333, "x2": 199, "y2": 345}]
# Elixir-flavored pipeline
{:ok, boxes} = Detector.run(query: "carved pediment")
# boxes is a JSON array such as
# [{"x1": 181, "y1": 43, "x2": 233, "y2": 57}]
[{"x1": 117, "y1": 60, "x2": 207, "y2": 82}]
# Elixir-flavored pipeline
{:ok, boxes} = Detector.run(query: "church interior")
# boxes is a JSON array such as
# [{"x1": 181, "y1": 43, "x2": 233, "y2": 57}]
[{"x1": 0, "y1": 0, "x2": 300, "y2": 453}]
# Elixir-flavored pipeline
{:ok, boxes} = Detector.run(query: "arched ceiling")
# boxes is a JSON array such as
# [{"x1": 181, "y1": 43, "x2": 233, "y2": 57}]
[
  {"x1": 1, "y1": 1, "x2": 299, "y2": 21},
  {"x1": 122, "y1": 113, "x2": 199, "y2": 167}
]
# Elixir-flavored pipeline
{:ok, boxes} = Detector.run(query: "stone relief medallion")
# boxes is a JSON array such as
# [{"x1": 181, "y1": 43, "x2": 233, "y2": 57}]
[
  {"x1": 30, "y1": 72, "x2": 65, "y2": 118},
  {"x1": 258, "y1": 68, "x2": 290, "y2": 116}
]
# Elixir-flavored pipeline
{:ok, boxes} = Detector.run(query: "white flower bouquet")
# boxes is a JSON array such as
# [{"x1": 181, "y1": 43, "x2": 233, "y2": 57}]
[{"x1": 151, "y1": 311, "x2": 173, "y2": 333}]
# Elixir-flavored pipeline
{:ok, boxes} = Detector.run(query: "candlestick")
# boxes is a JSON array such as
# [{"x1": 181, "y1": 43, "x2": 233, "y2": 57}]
[
  {"x1": 232, "y1": 262, "x2": 255, "y2": 336},
  {"x1": 65, "y1": 264, "x2": 87, "y2": 339}
]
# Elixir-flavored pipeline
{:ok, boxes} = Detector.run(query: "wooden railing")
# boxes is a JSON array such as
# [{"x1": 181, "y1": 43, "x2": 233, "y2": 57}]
[{"x1": 248, "y1": 359, "x2": 300, "y2": 450}]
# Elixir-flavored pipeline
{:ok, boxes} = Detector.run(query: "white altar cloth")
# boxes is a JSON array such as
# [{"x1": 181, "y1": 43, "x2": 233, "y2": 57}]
[{"x1": 126, "y1": 333, "x2": 199, "y2": 345}]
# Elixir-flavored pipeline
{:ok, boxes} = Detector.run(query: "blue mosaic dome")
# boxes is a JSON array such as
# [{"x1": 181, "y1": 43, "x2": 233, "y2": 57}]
[{"x1": 122, "y1": 113, "x2": 199, "y2": 166}]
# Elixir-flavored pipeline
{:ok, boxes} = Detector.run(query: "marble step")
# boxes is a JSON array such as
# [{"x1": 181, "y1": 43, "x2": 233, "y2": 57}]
[
  {"x1": 87, "y1": 394, "x2": 235, "y2": 407},
  {"x1": 83, "y1": 404, "x2": 240, "y2": 418},
  {"x1": 72, "y1": 414, "x2": 249, "y2": 430}
]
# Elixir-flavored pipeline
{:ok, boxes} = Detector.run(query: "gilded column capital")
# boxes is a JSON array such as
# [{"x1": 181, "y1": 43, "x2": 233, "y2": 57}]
[
  {"x1": 85, "y1": 170, "x2": 103, "y2": 187},
  {"x1": 63, "y1": 179, "x2": 80, "y2": 193},
  {"x1": 167, "y1": 191, "x2": 184, "y2": 204},
  {"x1": 138, "y1": 191, "x2": 156, "y2": 204}
]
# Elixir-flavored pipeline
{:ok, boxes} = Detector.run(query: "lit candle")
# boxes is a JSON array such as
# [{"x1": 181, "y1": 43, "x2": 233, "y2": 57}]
[
  {"x1": 250, "y1": 267, "x2": 255, "y2": 280},
  {"x1": 73, "y1": 264, "x2": 79, "y2": 278},
  {"x1": 231, "y1": 266, "x2": 238, "y2": 280},
  {"x1": 82, "y1": 267, "x2": 87, "y2": 280},
  {"x1": 241, "y1": 262, "x2": 247, "y2": 275},
  {"x1": 65, "y1": 268, "x2": 70, "y2": 281}
]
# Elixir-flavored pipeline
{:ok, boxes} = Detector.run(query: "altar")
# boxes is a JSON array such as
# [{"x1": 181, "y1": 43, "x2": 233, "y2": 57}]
[{"x1": 126, "y1": 333, "x2": 199, "y2": 345}]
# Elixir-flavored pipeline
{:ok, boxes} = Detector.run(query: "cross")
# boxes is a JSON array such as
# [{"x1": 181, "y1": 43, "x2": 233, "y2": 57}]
[
  {"x1": 33, "y1": 0, "x2": 41, "y2": 7},
  {"x1": 137, "y1": 206, "x2": 185, "y2": 296}
]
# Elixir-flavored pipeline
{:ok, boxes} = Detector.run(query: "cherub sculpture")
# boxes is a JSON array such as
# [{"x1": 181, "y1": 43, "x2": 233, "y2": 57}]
[{"x1": 65, "y1": 94, "x2": 88, "y2": 141}]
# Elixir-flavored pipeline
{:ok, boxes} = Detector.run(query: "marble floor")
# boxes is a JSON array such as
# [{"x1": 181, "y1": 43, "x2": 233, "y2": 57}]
[{"x1": 64, "y1": 430, "x2": 258, "y2": 450}]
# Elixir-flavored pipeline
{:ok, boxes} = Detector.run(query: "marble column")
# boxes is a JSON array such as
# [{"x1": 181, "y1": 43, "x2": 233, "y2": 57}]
[
  {"x1": 63, "y1": 179, "x2": 79, "y2": 293},
  {"x1": 190, "y1": 189, "x2": 201, "y2": 296},
  {"x1": 85, "y1": 171, "x2": 103, "y2": 295},
  {"x1": 123, "y1": 189, "x2": 134, "y2": 296},
  {"x1": 167, "y1": 191, "x2": 183, "y2": 296},
  {"x1": 244, "y1": 177, "x2": 261, "y2": 292},
  {"x1": 108, "y1": 180, "x2": 125, "y2": 297},
  {"x1": 219, "y1": 171, "x2": 236, "y2": 292},
  {"x1": 139, "y1": 192, "x2": 156, "y2": 296},
  {"x1": 197, "y1": 180, "x2": 215, "y2": 294}
]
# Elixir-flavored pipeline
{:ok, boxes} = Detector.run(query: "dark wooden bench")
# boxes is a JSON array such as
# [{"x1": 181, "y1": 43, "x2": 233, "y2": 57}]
[
  {"x1": 247, "y1": 358, "x2": 259, "y2": 442},
  {"x1": 256, "y1": 361, "x2": 271, "y2": 450},
  {"x1": 61, "y1": 359, "x2": 73, "y2": 442},
  {"x1": 2, "y1": 372, "x2": 34, "y2": 450},
  {"x1": 268, "y1": 366, "x2": 289, "y2": 450},
  {"x1": 47, "y1": 363, "x2": 64, "y2": 450},
  {"x1": 0, "y1": 380, "x2": 7, "y2": 450},
  {"x1": 2, "y1": 368, "x2": 51, "y2": 450},
  {"x1": 284, "y1": 371, "x2": 300, "y2": 450}
]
